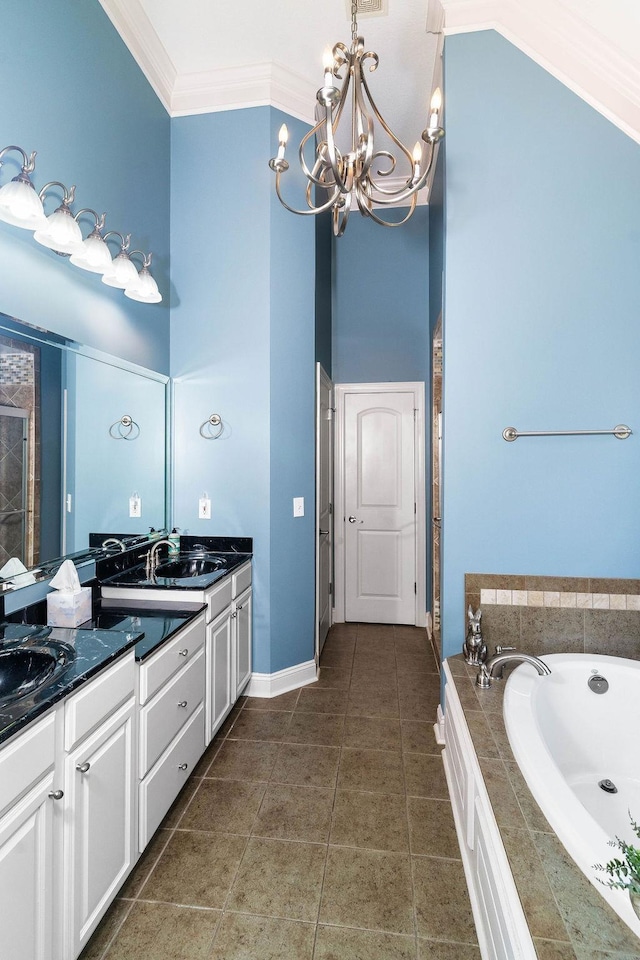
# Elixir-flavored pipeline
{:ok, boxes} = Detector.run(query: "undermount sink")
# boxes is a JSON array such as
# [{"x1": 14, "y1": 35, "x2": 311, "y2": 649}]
[
  {"x1": 0, "y1": 641, "x2": 72, "y2": 704},
  {"x1": 154, "y1": 556, "x2": 227, "y2": 578}
]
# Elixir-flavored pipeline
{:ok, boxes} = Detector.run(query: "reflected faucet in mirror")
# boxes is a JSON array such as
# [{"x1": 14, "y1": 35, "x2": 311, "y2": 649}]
[{"x1": 101, "y1": 538, "x2": 126, "y2": 552}]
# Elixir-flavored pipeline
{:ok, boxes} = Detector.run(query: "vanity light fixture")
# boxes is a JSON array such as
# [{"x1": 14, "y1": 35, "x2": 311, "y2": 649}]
[
  {"x1": 69, "y1": 210, "x2": 113, "y2": 274},
  {"x1": 0, "y1": 143, "x2": 162, "y2": 303},
  {"x1": 101, "y1": 234, "x2": 139, "y2": 289},
  {"x1": 0, "y1": 146, "x2": 46, "y2": 230},
  {"x1": 33, "y1": 182, "x2": 83, "y2": 255},
  {"x1": 268, "y1": 1, "x2": 444, "y2": 236},
  {"x1": 124, "y1": 252, "x2": 161, "y2": 304}
]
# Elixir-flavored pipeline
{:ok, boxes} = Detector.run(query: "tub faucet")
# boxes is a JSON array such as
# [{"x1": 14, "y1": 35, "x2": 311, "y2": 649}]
[
  {"x1": 145, "y1": 539, "x2": 173, "y2": 578},
  {"x1": 476, "y1": 650, "x2": 551, "y2": 689}
]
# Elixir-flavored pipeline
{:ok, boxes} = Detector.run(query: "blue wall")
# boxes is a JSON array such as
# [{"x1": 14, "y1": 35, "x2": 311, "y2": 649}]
[
  {"x1": 332, "y1": 207, "x2": 429, "y2": 383},
  {"x1": 171, "y1": 107, "x2": 316, "y2": 675},
  {"x1": 0, "y1": 0, "x2": 170, "y2": 372},
  {"x1": 441, "y1": 31, "x2": 640, "y2": 659}
]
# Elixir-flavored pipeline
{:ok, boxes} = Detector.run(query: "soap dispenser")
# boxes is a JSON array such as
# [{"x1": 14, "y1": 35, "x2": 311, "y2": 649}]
[{"x1": 168, "y1": 527, "x2": 180, "y2": 556}]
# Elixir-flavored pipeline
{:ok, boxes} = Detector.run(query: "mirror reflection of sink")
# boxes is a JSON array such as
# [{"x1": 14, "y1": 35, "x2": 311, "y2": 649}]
[
  {"x1": 154, "y1": 556, "x2": 227, "y2": 578},
  {"x1": 0, "y1": 641, "x2": 73, "y2": 704}
]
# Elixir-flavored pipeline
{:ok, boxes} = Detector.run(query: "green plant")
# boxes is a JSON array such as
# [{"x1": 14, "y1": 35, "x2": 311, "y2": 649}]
[{"x1": 594, "y1": 814, "x2": 640, "y2": 895}]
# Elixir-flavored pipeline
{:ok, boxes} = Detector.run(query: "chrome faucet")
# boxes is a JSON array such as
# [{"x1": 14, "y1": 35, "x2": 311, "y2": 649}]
[
  {"x1": 476, "y1": 649, "x2": 551, "y2": 688},
  {"x1": 101, "y1": 537, "x2": 126, "y2": 552},
  {"x1": 145, "y1": 539, "x2": 173, "y2": 579}
]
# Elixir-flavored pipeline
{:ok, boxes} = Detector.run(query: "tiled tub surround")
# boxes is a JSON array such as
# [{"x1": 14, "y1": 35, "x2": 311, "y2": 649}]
[
  {"x1": 445, "y1": 656, "x2": 640, "y2": 959},
  {"x1": 465, "y1": 574, "x2": 640, "y2": 659}
]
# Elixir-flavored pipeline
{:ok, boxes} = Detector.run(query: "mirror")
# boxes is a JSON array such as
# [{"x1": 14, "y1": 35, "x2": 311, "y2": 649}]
[{"x1": 0, "y1": 311, "x2": 168, "y2": 580}]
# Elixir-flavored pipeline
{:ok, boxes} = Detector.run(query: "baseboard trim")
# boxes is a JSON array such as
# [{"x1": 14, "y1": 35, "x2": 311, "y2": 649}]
[{"x1": 245, "y1": 659, "x2": 318, "y2": 698}]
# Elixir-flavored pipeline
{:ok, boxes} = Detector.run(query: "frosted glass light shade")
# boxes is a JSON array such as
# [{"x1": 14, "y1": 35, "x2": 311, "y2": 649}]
[
  {"x1": 69, "y1": 232, "x2": 112, "y2": 273},
  {"x1": 0, "y1": 177, "x2": 46, "y2": 230},
  {"x1": 34, "y1": 206, "x2": 83, "y2": 255},
  {"x1": 102, "y1": 251, "x2": 139, "y2": 289},
  {"x1": 124, "y1": 265, "x2": 162, "y2": 303}
]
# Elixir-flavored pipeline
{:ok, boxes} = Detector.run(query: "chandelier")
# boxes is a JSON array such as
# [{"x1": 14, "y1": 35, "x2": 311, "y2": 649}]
[{"x1": 269, "y1": 1, "x2": 444, "y2": 236}]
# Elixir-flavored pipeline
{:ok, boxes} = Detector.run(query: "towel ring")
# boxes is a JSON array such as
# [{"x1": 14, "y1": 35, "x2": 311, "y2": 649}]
[
  {"x1": 109, "y1": 414, "x2": 140, "y2": 440},
  {"x1": 200, "y1": 414, "x2": 223, "y2": 440}
]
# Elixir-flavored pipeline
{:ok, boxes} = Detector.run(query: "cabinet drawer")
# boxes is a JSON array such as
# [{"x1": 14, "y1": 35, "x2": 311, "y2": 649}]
[
  {"x1": 139, "y1": 648, "x2": 205, "y2": 777},
  {"x1": 232, "y1": 561, "x2": 251, "y2": 598},
  {"x1": 65, "y1": 652, "x2": 135, "y2": 751},
  {"x1": 138, "y1": 613, "x2": 205, "y2": 705},
  {"x1": 0, "y1": 711, "x2": 56, "y2": 816},
  {"x1": 139, "y1": 703, "x2": 205, "y2": 850},
  {"x1": 207, "y1": 577, "x2": 232, "y2": 622}
]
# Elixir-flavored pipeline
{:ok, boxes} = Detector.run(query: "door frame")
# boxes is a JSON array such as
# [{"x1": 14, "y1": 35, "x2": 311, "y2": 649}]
[
  {"x1": 333, "y1": 381, "x2": 427, "y2": 627},
  {"x1": 315, "y1": 363, "x2": 333, "y2": 664}
]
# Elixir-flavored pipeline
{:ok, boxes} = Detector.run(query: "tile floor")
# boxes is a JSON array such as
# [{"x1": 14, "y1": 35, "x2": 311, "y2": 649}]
[{"x1": 80, "y1": 622, "x2": 479, "y2": 960}]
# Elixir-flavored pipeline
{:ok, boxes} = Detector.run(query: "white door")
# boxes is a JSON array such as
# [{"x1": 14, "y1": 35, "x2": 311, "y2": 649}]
[
  {"x1": 339, "y1": 385, "x2": 423, "y2": 624},
  {"x1": 316, "y1": 365, "x2": 333, "y2": 655}
]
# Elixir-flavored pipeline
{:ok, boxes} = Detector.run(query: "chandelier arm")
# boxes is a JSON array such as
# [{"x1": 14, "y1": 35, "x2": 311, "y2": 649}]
[
  {"x1": 320, "y1": 71, "x2": 354, "y2": 194},
  {"x1": 365, "y1": 193, "x2": 419, "y2": 228},
  {"x1": 352, "y1": 62, "x2": 376, "y2": 180},
  {"x1": 358, "y1": 70, "x2": 416, "y2": 188},
  {"x1": 332, "y1": 188, "x2": 352, "y2": 237},
  {"x1": 273, "y1": 171, "x2": 342, "y2": 217},
  {"x1": 366, "y1": 140, "x2": 438, "y2": 207},
  {"x1": 298, "y1": 123, "x2": 333, "y2": 187}
]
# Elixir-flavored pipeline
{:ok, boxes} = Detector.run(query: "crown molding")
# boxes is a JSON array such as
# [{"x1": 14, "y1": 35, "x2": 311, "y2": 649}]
[
  {"x1": 97, "y1": 0, "x2": 175, "y2": 113},
  {"x1": 170, "y1": 62, "x2": 316, "y2": 122},
  {"x1": 440, "y1": 0, "x2": 640, "y2": 145}
]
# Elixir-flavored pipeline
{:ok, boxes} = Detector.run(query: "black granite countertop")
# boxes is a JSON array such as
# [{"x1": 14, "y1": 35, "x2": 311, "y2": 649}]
[
  {"x1": 99, "y1": 551, "x2": 251, "y2": 591},
  {"x1": 0, "y1": 600, "x2": 206, "y2": 746}
]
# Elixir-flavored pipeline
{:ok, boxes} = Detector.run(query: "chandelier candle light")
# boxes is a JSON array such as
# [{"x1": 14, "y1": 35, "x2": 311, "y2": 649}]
[{"x1": 269, "y1": 1, "x2": 444, "y2": 236}]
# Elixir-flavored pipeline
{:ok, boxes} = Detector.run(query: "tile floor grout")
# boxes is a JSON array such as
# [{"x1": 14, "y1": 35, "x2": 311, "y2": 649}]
[{"x1": 80, "y1": 623, "x2": 479, "y2": 960}]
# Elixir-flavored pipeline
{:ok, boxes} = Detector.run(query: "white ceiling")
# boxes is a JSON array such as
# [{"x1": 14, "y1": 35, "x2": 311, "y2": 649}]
[{"x1": 99, "y1": 0, "x2": 640, "y2": 145}]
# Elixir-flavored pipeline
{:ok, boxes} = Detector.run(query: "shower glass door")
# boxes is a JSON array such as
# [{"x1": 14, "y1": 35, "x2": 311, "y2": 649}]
[{"x1": 0, "y1": 405, "x2": 29, "y2": 567}]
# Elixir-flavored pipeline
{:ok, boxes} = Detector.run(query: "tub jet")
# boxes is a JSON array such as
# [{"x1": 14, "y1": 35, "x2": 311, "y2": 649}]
[
  {"x1": 588, "y1": 674, "x2": 609, "y2": 694},
  {"x1": 598, "y1": 779, "x2": 618, "y2": 794}
]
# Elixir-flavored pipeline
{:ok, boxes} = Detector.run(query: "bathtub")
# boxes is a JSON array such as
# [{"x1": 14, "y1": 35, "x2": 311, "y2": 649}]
[{"x1": 503, "y1": 653, "x2": 640, "y2": 938}]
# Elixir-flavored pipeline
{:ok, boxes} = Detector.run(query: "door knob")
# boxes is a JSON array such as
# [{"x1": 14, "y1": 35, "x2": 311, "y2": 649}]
[
  {"x1": 348, "y1": 516, "x2": 362, "y2": 523},
  {"x1": 49, "y1": 789, "x2": 64, "y2": 800}
]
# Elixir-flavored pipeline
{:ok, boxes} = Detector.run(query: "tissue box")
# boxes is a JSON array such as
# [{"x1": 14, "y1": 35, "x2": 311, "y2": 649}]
[{"x1": 47, "y1": 587, "x2": 92, "y2": 628}]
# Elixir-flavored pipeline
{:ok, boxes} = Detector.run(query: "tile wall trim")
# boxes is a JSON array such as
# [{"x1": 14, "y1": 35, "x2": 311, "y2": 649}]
[{"x1": 480, "y1": 589, "x2": 640, "y2": 611}]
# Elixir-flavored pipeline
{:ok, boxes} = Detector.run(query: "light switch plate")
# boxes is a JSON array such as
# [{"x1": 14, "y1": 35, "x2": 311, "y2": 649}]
[
  {"x1": 199, "y1": 497, "x2": 211, "y2": 520},
  {"x1": 293, "y1": 497, "x2": 304, "y2": 517},
  {"x1": 129, "y1": 495, "x2": 141, "y2": 518}
]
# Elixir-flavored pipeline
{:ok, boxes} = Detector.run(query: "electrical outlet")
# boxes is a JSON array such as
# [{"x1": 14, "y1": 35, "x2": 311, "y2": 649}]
[
  {"x1": 199, "y1": 497, "x2": 211, "y2": 520},
  {"x1": 129, "y1": 495, "x2": 141, "y2": 518},
  {"x1": 293, "y1": 497, "x2": 304, "y2": 517}
]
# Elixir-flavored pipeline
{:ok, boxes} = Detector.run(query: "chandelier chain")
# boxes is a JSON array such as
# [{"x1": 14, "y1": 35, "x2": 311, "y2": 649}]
[{"x1": 351, "y1": 0, "x2": 358, "y2": 43}]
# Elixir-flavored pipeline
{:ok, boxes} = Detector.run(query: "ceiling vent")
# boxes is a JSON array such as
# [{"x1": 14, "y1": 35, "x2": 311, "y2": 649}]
[{"x1": 347, "y1": 0, "x2": 389, "y2": 17}]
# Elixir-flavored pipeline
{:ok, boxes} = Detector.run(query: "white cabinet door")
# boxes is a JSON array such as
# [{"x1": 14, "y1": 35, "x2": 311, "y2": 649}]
[
  {"x1": 63, "y1": 697, "x2": 135, "y2": 958},
  {"x1": 206, "y1": 609, "x2": 233, "y2": 744},
  {"x1": 234, "y1": 586, "x2": 252, "y2": 697},
  {"x1": 0, "y1": 772, "x2": 56, "y2": 960}
]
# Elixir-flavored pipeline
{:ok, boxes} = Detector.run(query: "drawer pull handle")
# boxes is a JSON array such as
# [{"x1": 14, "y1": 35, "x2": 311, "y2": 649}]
[
  {"x1": 177, "y1": 700, "x2": 188, "y2": 708},
  {"x1": 76, "y1": 762, "x2": 91, "y2": 774},
  {"x1": 178, "y1": 763, "x2": 188, "y2": 771},
  {"x1": 178, "y1": 648, "x2": 188, "y2": 657},
  {"x1": 231, "y1": 612, "x2": 237, "y2": 619},
  {"x1": 49, "y1": 789, "x2": 64, "y2": 800}
]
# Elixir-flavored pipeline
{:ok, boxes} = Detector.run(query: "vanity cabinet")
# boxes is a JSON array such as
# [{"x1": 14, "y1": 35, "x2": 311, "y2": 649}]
[
  {"x1": 137, "y1": 612, "x2": 206, "y2": 849},
  {"x1": 62, "y1": 652, "x2": 136, "y2": 959},
  {"x1": 0, "y1": 712, "x2": 57, "y2": 960},
  {"x1": 204, "y1": 561, "x2": 252, "y2": 743}
]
